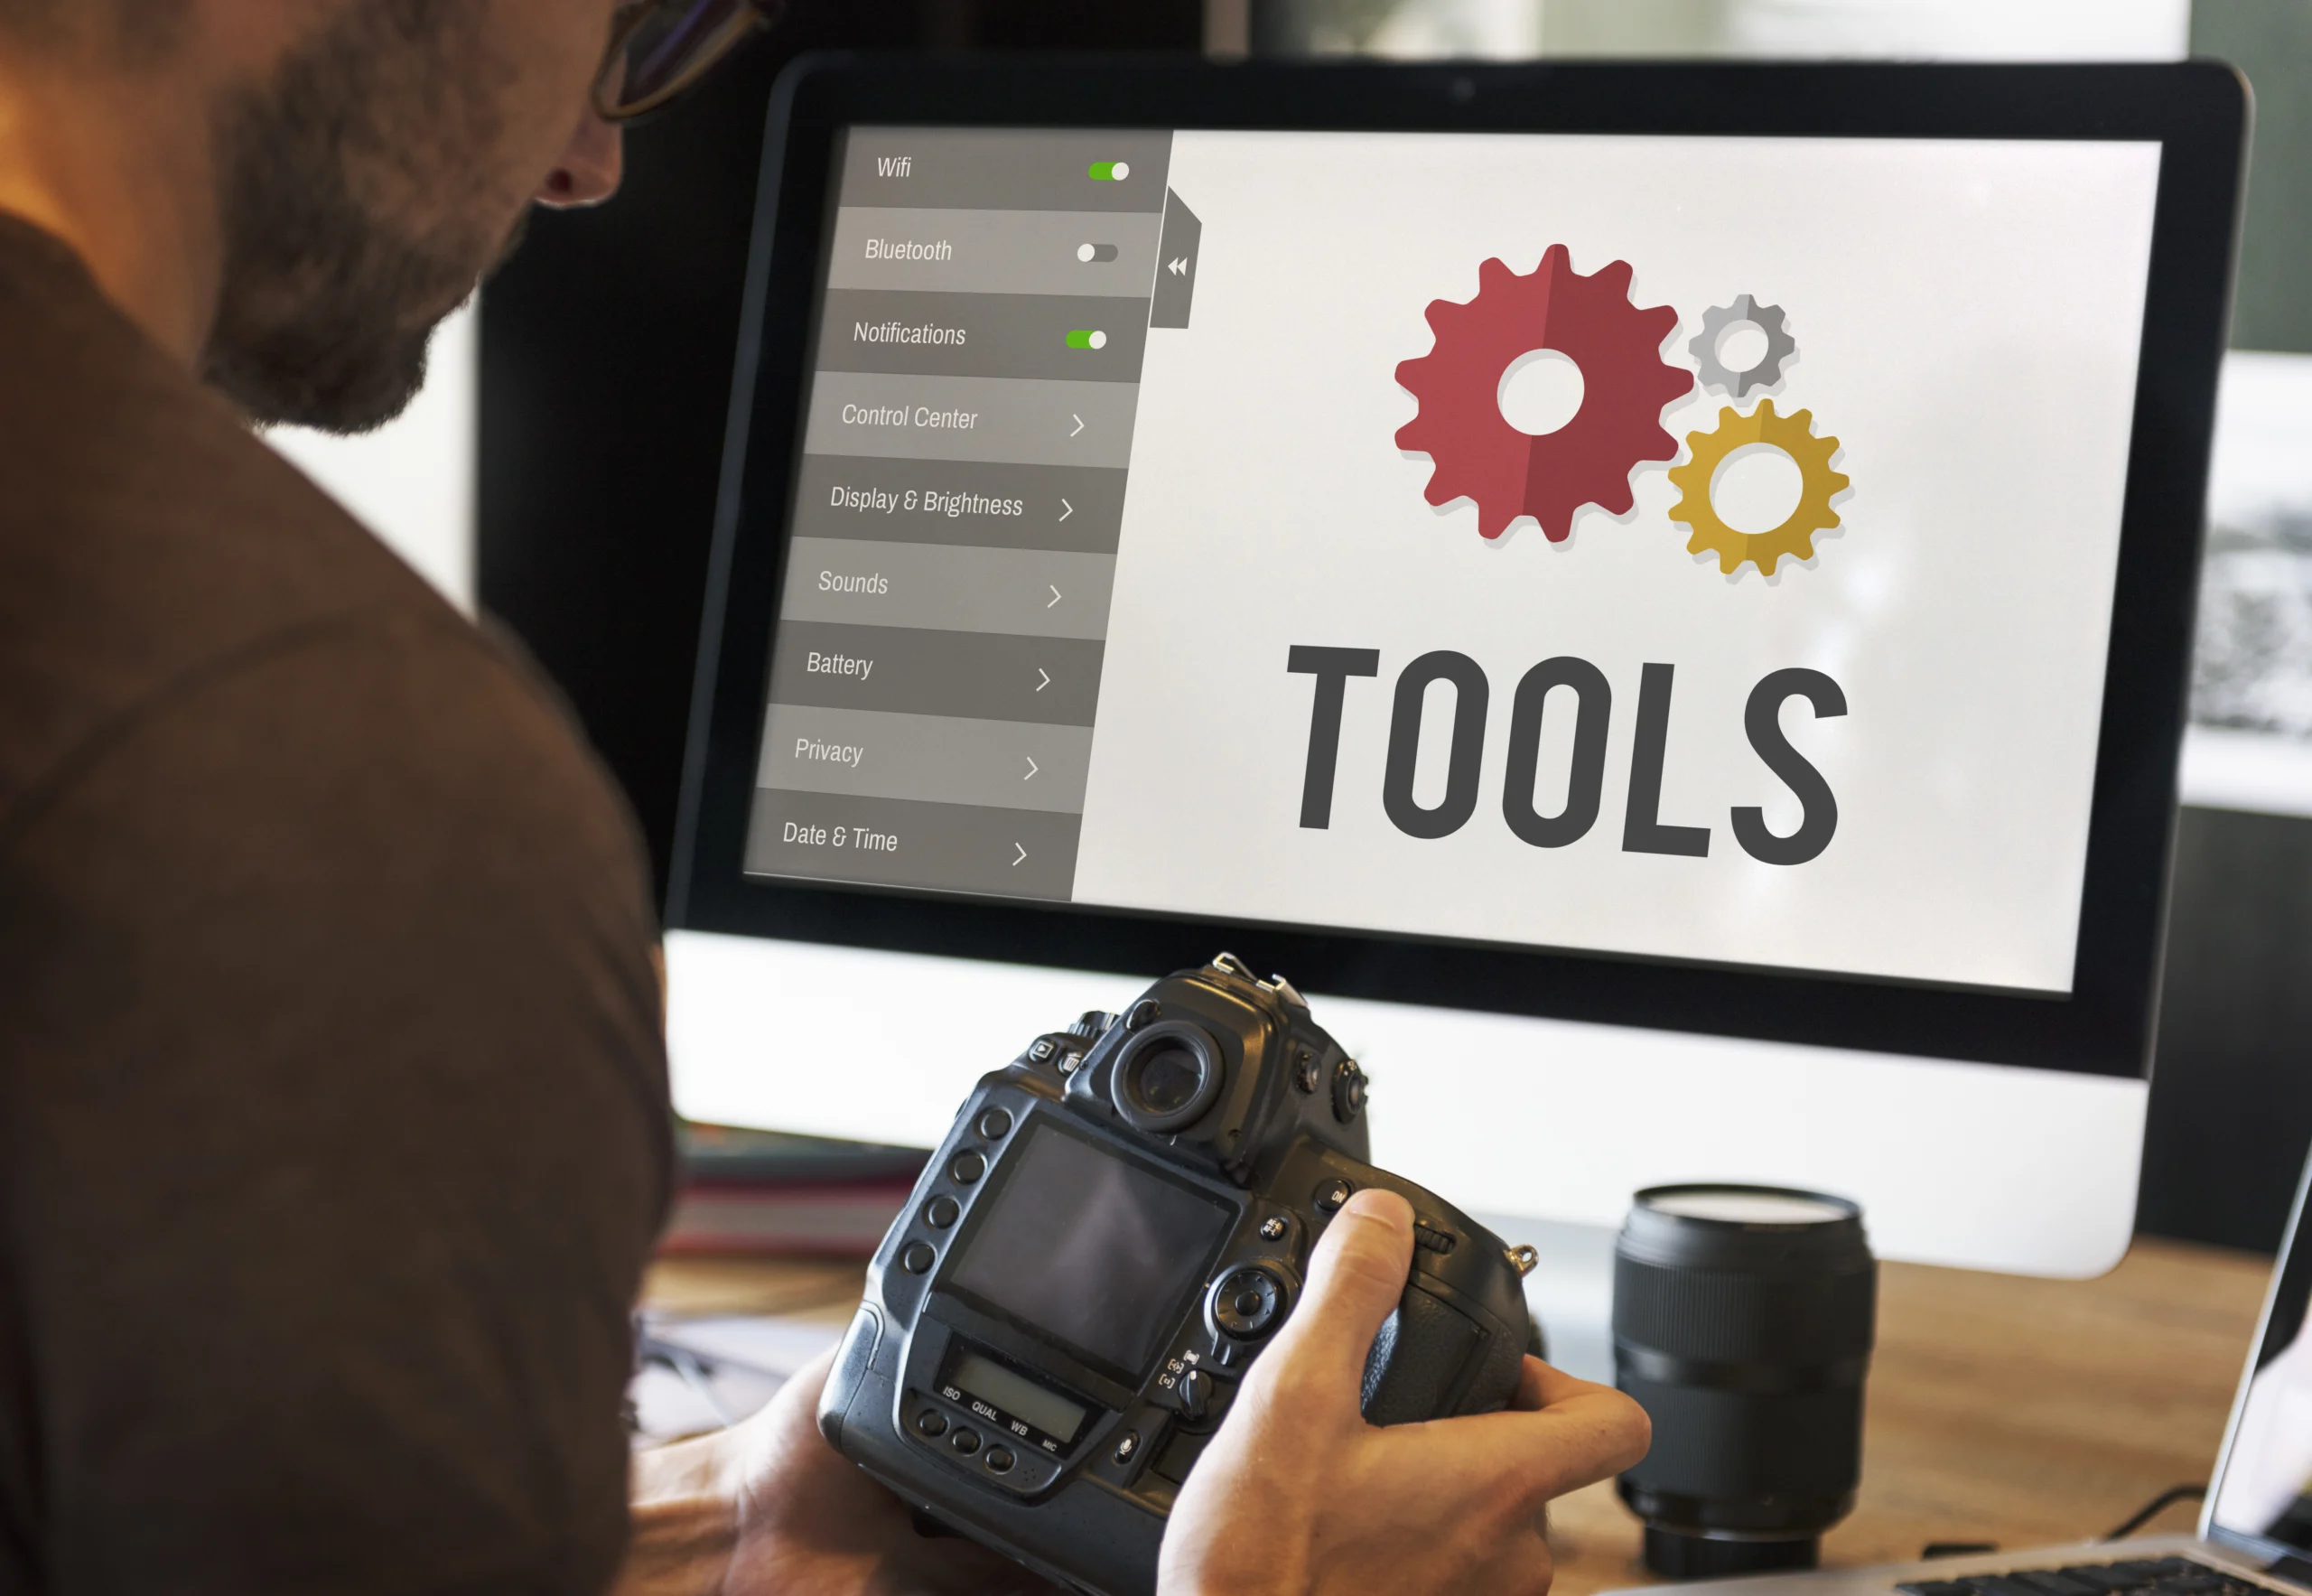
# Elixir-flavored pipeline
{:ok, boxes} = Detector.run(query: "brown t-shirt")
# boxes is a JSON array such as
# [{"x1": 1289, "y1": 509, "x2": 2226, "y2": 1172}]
[{"x1": 0, "y1": 217, "x2": 674, "y2": 1593}]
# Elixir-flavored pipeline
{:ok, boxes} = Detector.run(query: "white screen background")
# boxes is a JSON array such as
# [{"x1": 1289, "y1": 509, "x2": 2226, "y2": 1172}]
[{"x1": 1071, "y1": 132, "x2": 2161, "y2": 994}]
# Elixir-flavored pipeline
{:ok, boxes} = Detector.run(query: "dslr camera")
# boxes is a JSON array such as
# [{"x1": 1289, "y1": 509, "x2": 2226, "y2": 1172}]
[{"x1": 818, "y1": 954, "x2": 1539, "y2": 1596}]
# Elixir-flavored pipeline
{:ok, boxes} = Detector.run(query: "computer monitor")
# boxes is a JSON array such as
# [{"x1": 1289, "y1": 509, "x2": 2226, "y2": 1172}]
[{"x1": 665, "y1": 59, "x2": 2244, "y2": 1277}]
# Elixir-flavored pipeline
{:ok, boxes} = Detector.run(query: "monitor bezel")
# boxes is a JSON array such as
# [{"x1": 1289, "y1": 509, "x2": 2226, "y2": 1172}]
[{"x1": 666, "y1": 55, "x2": 2247, "y2": 1081}]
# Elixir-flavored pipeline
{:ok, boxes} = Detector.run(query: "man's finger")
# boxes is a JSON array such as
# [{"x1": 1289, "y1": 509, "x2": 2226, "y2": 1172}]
[
  {"x1": 1258, "y1": 1187, "x2": 1415, "y2": 1397},
  {"x1": 1426, "y1": 1362, "x2": 1652, "y2": 1502},
  {"x1": 1514, "y1": 1353, "x2": 1618, "y2": 1412}
]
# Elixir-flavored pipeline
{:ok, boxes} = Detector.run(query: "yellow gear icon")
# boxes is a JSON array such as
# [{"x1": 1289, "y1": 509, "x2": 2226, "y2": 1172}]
[{"x1": 1666, "y1": 400, "x2": 1850, "y2": 575}]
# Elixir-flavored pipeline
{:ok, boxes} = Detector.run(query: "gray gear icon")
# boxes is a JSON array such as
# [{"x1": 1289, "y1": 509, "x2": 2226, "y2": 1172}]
[{"x1": 1689, "y1": 294, "x2": 1797, "y2": 397}]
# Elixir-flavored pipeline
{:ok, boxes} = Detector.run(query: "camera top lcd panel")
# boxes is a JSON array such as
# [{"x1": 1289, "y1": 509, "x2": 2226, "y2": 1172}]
[{"x1": 673, "y1": 61, "x2": 2243, "y2": 1078}]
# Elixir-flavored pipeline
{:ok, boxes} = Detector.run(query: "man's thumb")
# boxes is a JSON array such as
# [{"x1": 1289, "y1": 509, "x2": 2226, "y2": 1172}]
[{"x1": 1266, "y1": 1187, "x2": 1415, "y2": 1394}]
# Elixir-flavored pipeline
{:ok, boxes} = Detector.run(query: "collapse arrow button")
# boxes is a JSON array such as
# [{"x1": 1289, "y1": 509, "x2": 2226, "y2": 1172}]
[
  {"x1": 1035, "y1": 668, "x2": 1051, "y2": 692},
  {"x1": 1058, "y1": 498, "x2": 1075, "y2": 522},
  {"x1": 1048, "y1": 585, "x2": 1062, "y2": 608},
  {"x1": 1069, "y1": 414, "x2": 1085, "y2": 438},
  {"x1": 1012, "y1": 843, "x2": 1028, "y2": 867},
  {"x1": 1024, "y1": 757, "x2": 1039, "y2": 780}
]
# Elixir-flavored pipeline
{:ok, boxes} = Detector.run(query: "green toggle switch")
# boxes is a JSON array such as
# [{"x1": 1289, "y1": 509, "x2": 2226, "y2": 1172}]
[
  {"x1": 1086, "y1": 161, "x2": 1132, "y2": 181},
  {"x1": 1064, "y1": 330, "x2": 1109, "y2": 350}
]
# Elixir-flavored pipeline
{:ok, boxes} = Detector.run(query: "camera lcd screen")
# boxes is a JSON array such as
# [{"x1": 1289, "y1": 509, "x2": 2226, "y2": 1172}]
[
  {"x1": 947, "y1": 1123, "x2": 1234, "y2": 1374},
  {"x1": 735, "y1": 122, "x2": 2162, "y2": 999},
  {"x1": 948, "y1": 1349, "x2": 1088, "y2": 1443}
]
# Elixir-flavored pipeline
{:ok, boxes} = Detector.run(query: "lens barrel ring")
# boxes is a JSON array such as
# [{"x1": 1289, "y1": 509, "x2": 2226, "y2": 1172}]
[
  {"x1": 1612, "y1": 1259, "x2": 1875, "y2": 1367},
  {"x1": 1108, "y1": 1021, "x2": 1226, "y2": 1133}
]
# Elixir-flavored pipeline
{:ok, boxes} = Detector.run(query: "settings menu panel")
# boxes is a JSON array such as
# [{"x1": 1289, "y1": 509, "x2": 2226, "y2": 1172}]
[{"x1": 745, "y1": 128, "x2": 1197, "y2": 900}]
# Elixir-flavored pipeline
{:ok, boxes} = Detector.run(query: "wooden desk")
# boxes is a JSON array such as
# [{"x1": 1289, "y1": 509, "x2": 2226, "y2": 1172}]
[{"x1": 644, "y1": 1237, "x2": 2271, "y2": 1594}]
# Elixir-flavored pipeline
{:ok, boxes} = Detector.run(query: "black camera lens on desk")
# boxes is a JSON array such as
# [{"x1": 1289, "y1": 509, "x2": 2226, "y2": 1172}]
[{"x1": 1612, "y1": 1184, "x2": 1878, "y2": 1581}]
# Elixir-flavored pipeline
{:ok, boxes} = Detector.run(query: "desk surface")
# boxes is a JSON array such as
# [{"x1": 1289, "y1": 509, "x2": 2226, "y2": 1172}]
[{"x1": 644, "y1": 1237, "x2": 2272, "y2": 1595}]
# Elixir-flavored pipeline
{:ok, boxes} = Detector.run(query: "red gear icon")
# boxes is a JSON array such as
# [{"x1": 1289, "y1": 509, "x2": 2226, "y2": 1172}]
[{"x1": 1394, "y1": 246, "x2": 1692, "y2": 541}]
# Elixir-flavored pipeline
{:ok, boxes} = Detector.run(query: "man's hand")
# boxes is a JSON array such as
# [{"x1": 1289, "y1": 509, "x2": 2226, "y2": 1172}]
[
  {"x1": 622, "y1": 1347, "x2": 1063, "y2": 1596},
  {"x1": 1159, "y1": 1189, "x2": 1651, "y2": 1596},
  {"x1": 624, "y1": 1188, "x2": 1644, "y2": 1596}
]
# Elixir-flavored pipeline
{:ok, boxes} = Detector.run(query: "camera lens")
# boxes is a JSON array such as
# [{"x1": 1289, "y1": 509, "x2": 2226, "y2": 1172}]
[
  {"x1": 1611, "y1": 1184, "x2": 1876, "y2": 1580},
  {"x1": 1109, "y1": 1022, "x2": 1225, "y2": 1132}
]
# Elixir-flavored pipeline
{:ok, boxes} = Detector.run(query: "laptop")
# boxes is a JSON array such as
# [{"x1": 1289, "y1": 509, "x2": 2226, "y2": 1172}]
[{"x1": 1605, "y1": 1153, "x2": 2312, "y2": 1596}]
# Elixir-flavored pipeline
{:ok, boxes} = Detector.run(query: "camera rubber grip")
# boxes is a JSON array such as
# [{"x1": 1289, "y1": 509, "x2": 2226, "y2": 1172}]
[{"x1": 1359, "y1": 1283, "x2": 1515, "y2": 1425}]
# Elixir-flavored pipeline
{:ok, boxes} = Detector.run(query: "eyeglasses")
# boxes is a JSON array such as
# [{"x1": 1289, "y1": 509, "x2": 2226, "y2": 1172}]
[{"x1": 592, "y1": 0, "x2": 784, "y2": 123}]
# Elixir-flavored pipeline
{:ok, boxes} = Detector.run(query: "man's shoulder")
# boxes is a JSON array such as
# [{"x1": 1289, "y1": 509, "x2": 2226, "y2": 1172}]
[{"x1": 0, "y1": 220, "x2": 534, "y2": 835}]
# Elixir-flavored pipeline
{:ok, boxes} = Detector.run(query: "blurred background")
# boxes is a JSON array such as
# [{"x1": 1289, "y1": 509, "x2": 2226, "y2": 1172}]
[{"x1": 266, "y1": 0, "x2": 2312, "y2": 1256}]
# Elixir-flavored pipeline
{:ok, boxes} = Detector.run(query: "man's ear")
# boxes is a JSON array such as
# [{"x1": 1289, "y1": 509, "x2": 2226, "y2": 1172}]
[{"x1": 536, "y1": 99, "x2": 621, "y2": 207}]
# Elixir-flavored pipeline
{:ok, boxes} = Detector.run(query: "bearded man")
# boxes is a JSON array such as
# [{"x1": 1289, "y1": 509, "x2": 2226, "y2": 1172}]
[{"x1": 0, "y1": 6, "x2": 1647, "y2": 1593}]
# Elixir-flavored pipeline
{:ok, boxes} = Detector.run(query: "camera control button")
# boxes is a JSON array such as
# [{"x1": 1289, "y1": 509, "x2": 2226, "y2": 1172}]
[
  {"x1": 914, "y1": 1408, "x2": 948, "y2": 1438},
  {"x1": 984, "y1": 1445, "x2": 1015, "y2": 1474},
  {"x1": 1412, "y1": 1218, "x2": 1458, "y2": 1254},
  {"x1": 1313, "y1": 1178, "x2": 1353, "y2": 1215},
  {"x1": 1113, "y1": 1430, "x2": 1142, "y2": 1465},
  {"x1": 925, "y1": 1196, "x2": 961, "y2": 1229},
  {"x1": 1175, "y1": 1367, "x2": 1213, "y2": 1423},
  {"x1": 1125, "y1": 999, "x2": 1161, "y2": 1031},
  {"x1": 900, "y1": 1241, "x2": 937, "y2": 1274},
  {"x1": 949, "y1": 1152, "x2": 986, "y2": 1184},
  {"x1": 975, "y1": 1107, "x2": 1013, "y2": 1140},
  {"x1": 1212, "y1": 1266, "x2": 1285, "y2": 1338},
  {"x1": 1028, "y1": 1038, "x2": 1058, "y2": 1063},
  {"x1": 1258, "y1": 1215, "x2": 1288, "y2": 1241},
  {"x1": 949, "y1": 1428, "x2": 982, "y2": 1456}
]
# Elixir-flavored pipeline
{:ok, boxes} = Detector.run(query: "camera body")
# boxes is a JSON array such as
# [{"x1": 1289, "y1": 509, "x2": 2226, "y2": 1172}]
[{"x1": 818, "y1": 955, "x2": 1535, "y2": 1596}]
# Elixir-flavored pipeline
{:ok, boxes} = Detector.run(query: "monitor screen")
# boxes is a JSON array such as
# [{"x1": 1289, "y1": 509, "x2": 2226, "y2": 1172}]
[
  {"x1": 742, "y1": 123, "x2": 2158, "y2": 998},
  {"x1": 946, "y1": 1122, "x2": 1235, "y2": 1375}
]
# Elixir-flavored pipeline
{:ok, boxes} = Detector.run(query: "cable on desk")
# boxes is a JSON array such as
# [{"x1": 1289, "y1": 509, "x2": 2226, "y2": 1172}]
[
  {"x1": 2104, "y1": 1484, "x2": 2206, "y2": 1542},
  {"x1": 636, "y1": 1334, "x2": 741, "y2": 1430}
]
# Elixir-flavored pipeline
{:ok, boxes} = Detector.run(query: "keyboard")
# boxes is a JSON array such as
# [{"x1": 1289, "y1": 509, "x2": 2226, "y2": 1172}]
[{"x1": 1901, "y1": 1558, "x2": 2273, "y2": 1596}]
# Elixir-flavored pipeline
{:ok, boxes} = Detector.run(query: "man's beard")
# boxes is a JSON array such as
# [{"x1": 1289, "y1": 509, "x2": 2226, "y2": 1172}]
[{"x1": 199, "y1": 4, "x2": 527, "y2": 434}]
